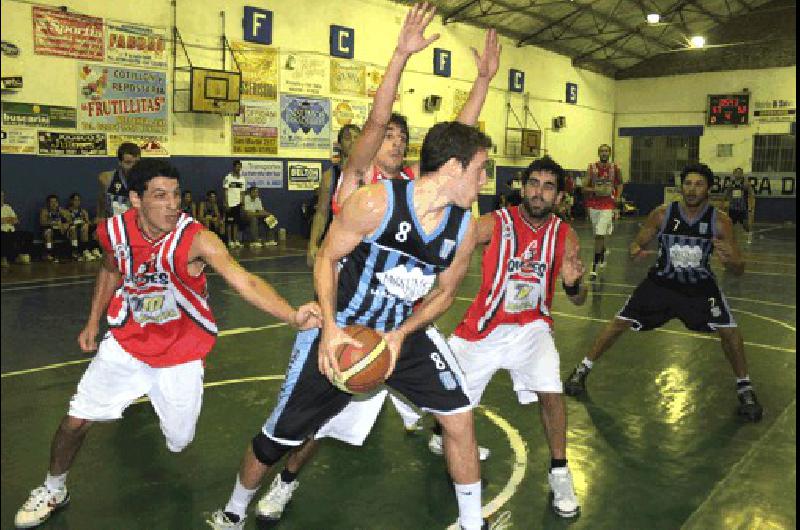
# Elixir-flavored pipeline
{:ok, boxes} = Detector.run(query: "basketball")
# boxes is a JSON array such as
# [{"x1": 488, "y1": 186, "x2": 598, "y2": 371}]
[{"x1": 333, "y1": 325, "x2": 391, "y2": 394}]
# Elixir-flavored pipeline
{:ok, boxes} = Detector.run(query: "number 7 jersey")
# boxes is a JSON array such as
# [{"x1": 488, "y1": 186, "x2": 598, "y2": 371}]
[
  {"x1": 455, "y1": 208, "x2": 569, "y2": 341},
  {"x1": 96, "y1": 209, "x2": 217, "y2": 367}
]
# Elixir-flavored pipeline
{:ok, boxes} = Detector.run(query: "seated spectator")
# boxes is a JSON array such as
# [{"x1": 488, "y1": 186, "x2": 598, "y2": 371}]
[
  {"x1": 1, "y1": 190, "x2": 32, "y2": 267},
  {"x1": 181, "y1": 190, "x2": 197, "y2": 218},
  {"x1": 198, "y1": 190, "x2": 224, "y2": 235},
  {"x1": 242, "y1": 186, "x2": 278, "y2": 248},
  {"x1": 66, "y1": 193, "x2": 98, "y2": 261},
  {"x1": 39, "y1": 194, "x2": 70, "y2": 262}
]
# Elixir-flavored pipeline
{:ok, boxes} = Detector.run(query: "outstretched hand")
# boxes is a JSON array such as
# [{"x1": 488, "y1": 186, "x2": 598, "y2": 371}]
[
  {"x1": 471, "y1": 28, "x2": 501, "y2": 79},
  {"x1": 397, "y1": 2, "x2": 440, "y2": 56}
]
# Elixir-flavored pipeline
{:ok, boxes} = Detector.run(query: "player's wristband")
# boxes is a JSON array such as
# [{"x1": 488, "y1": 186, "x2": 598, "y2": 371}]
[{"x1": 563, "y1": 279, "x2": 581, "y2": 296}]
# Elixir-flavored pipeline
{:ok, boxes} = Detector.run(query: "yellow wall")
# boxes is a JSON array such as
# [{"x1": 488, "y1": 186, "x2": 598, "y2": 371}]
[
  {"x1": 614, "y1": 66, "x2": 797, "y2": 180},
  {"x1": 1, "y1": 0, "x2": 614, "y2": 169}
]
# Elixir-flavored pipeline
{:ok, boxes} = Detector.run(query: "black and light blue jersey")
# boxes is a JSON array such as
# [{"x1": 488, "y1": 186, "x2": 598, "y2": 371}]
[
  {"x1": 106, "y1": 169, "x2": 131, "y2": 216},
  {"x1": 649, "y1": 201, "x2": 717, "y2": 286},
  {"x1": 336, "y1": 179, "x2": 471, "y2": 332},
  {"x1": 728, "y1": 181, "x2": 748, "y2": 212}
]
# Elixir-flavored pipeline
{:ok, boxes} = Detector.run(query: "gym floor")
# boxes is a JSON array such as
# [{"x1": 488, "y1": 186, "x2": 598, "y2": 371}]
[{"x1": 1, "y1": 218, "x2": 796, "y2": 530}]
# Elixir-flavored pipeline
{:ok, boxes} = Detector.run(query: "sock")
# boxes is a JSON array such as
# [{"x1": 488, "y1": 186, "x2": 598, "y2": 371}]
[
  {"x1": 581, "y1": 357, "x2": 594, "y2": 370},
  {"x1": 280, "y1": 468, "x2": 298, "y2": 484},
  {"x1": 71, "y1": 240, "x2": 78, "y2": 248},
  {"x1": 224, "y1": 474, "x2": 258, "y2": 520},
  {"x1": 593, "y1": 252, "x2": 602, "y2": 270},
  {"x1": 736, "y1": 376, "x2": 753, "y2": 393},
  {"x1": 550, "y1": 458, "x2": 568, "y2": 470},
  {"x1": 46, "y1": 242, "x2": 53, "y2": 250},
  {"x1": 432, "y1": 422, "x2": 443, "y2": 436},
  {"x1": 454, "y1": 481, "x2": 482, "y2": 530},
  {"x1": 45, "y1": 471, "x2": 68, "y2": 492}
]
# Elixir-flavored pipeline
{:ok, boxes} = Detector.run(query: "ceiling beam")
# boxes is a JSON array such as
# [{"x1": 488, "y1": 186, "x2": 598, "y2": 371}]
[
  {"x1": 685, "y1": 0, "x2": 725, "y2": 24},
  {"x1": 442, "y1": 0, "x2": 481, "y2": 24}
]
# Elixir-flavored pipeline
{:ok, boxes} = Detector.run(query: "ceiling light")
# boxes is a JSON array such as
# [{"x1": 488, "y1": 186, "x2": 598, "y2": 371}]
[
  {"x1": 690, "y1": 35, "x2": 706, "y2": 48},
  {"x1": 646, "y1": 13, "x2": 660, "y2": 24}
]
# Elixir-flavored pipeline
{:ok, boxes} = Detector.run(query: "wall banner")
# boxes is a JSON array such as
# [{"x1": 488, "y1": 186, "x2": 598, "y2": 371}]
[
  {"x1": 1, "y1": 129, "x2": 38, "y2": 154},
  {"x1": 241, "y1": 160, "x2": 283, "y2": 189},
  {"x1": 77, "y1": 64, "x2": 167, "y2": 135},
  {"x1": 107, "y1": 134, "x2": 168, "y2": 156},
  {"x1": 330, "y1": 59, "x2": 366, "y2": 97},
  {"x1": 32, "y1": 6, "x2": 104, "y2": 60},
  {"x1": 280, "y1": 95, "x2": 331, "y2": 150},
  {"x1": 230, "y1": 42, "x2": 279, "y2": 100},
  {"x1": 105, "y1": 21, "x2": 167, "y2": 68},
  {"x1": 287, "y1": 161, "x2": 323, "y2": 191},
  {"x1": 1, "y1": 102, "x2": 76, "y2": 128},
  {"x1": 38, "y1": 131, "x2": 106, "y2": 155},
  {"x1": 232, "y1": 101, "x2": 279, "y2": 155},
  {"x1": 280, "y1": 52, "x2": 329, "y2": 96}
]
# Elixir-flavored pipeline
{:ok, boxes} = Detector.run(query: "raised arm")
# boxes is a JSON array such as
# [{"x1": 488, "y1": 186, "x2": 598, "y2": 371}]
[
  {"x1": 713, "y1": 211, "x2": 745, "y2": 276},
  {"x1": 191, "y1": 230, "x2": 321, "y2": 328},
  {"x1": 337, "y1": 3, "x2": 439, "y2": 205},
  {"x1": 455, "y1": 29, "x2": 501, "y2": 126},
  {"x1": 630, "y1": 205, "x2": 665, "y2": 259}
]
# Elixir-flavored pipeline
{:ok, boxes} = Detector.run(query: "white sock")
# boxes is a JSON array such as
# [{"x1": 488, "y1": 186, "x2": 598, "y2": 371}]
[
  {"x1": 581, "y1": 357, "x2": 594, "y2": 369},
  {"x1": 224, "y1": 474, "x2": 258, "y2": 519},
  {"x1": 71, "y1": 240, "x2": 78, "y2": 247},
  {"x1": 45, "y1": 471, "x2": 68, "y2": 492},
  {"x1": 46, "y1": 242, "x2": 52, "y2": 249},
  {"x1": 454, "y1": 481, "x2": 482, "y2": 530}
]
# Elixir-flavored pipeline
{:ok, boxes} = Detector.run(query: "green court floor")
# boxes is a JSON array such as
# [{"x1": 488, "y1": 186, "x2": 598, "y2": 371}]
[{"x1": 1, "y1": 219, "x2": 796, "y2": 529}]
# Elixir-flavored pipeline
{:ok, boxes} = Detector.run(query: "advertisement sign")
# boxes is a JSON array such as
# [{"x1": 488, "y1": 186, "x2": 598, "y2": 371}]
[
  {"x1": 231, "y1": 42, "x2": 279, "y2": 100},
  {"x1": 330, "y1": 59, "x2": 366, "y2": 97},
  {"x1": 38, "y1": 131, "x2": 106, "y2": 155},
  {"x1": 105, "y1": 21, "x2": 167, "y2": 68},
  {"x1": 1, "y1": 129, "x2": 38, "y2": 153},
  {"x1": 77, "y1": 64, "x2": 167, "y2": 135},
  {"x1": 241, "y1": 160, "x2": 283, "y2": 189},
  {"x1": 287, "y1": 161, "x2": 323, "y2": 191},
  {"x1": 330, "y1": 98, "x2": 368, "y2": 140},
  {"x1": 280, "y1": 95, "x2": 331, "y2": 150},
  {"x1": 233, "y1": 101, "x2": 279, "y2": 155},
  {"x1": 365, "y1": 64, "x2": 399, "y2": 100},
  {"x1": 32, "y1": 6, "x2": 104, "y2": 60},
  {"x1": 107, "y1": 134, "x2": 168, "y2": 156},
  {"x1": 280, "y1": 52, "x2": 329, "y2": 96},
  {"x1": 1, "y1": 102, "x2": 76, "y2": 128}
]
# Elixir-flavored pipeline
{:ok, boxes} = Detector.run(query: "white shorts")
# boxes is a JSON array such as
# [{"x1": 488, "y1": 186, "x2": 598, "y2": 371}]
[
  {"x1": 448, "y1": 320, "x2": 563, "y2": 405},
  {"x1": 68, "y1": 333, "x2": 204, "y2": 452},
  {"x1": 589, "y1": 208, "x2": 614, "y2": 236}
]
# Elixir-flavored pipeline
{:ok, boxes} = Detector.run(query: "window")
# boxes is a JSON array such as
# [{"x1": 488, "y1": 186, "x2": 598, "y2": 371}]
[
  {"x1": 630, "y1": 136, "x2": 700, "y2": 185},
  {"x1": 752, "y1": 134, "x2": 795, "y2": 172}
]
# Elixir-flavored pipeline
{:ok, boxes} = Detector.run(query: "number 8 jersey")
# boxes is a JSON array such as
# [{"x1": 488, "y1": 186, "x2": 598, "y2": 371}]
[
  {"x1": 455, "y1": 207, "x2": 569, "y2": 341},
  {"x1": 96, "y1": 209, "x2": 217, "y2": 367}
]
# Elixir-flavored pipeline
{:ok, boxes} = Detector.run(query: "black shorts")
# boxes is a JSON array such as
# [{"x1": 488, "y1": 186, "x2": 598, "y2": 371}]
[
  {"x1": 262, "y1": 326, "x2": 471, "y2": 445},
  {"x1": 729, "y1": 209, "x2": 748, "y2": 225},
  {"x1": 225, "y1": 204, "x2": 242, "y2": 225},
  {"x1": 617, "y1": 277, "x2": 736, "y2": 333}
]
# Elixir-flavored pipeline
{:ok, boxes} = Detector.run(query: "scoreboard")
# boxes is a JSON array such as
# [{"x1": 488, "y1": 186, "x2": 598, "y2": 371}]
[{"x1": 707, "y1": 93, "x2": 750, "y2": 125}]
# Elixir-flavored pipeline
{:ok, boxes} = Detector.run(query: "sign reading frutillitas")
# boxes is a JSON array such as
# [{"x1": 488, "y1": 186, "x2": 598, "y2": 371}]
[
  {"x1": 433, "y1": 48, "x2": 451, "y2": 77},
  {"x1": 243, "y1": 7, "x2": 272, "y2": 45},
  {"x1": 330, "y1": 25, "x2": 354, "y2": 59},
  {"x1": 509, "y1": 69, "x2": 524, "y2": 93}
]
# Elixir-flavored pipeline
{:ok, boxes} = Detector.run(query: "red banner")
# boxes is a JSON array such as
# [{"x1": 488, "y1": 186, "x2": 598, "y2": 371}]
[{"x1": 32, "y1": 6, "x2": 104, "y2": 60}]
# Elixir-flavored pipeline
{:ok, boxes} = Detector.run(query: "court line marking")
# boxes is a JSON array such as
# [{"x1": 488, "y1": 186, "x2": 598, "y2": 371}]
[
  {"x1": 128, "y1": 376, "x2": 526, "y2": 525},
  {"x1": 679, "y1": 397, "x2": 797, "y2": 530}
]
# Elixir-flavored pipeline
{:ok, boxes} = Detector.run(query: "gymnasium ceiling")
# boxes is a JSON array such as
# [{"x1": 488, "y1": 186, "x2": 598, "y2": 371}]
[{"x1": 398, "y1": 0, "x2": 796, "y2": 78}]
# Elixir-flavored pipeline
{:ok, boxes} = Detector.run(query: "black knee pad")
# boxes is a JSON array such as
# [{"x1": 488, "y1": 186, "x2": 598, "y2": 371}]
[{"x1": 252, "y1": 432, "x2": 290, "y2": 466}]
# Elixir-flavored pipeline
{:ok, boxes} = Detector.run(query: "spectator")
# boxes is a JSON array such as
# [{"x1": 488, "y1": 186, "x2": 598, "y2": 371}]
[
  {"x1": 97, "y1": 142, "x2": 141, "y2": 221},
  {"x1": 242, "y1": 186, "x2": 278, "y2": 248},
  {"x1": 39, "y1": 194, "x2": 70, "y2": 262},
  {"x1": 223, "y1": 160, "x2": 246, "y2": 248},
  {"x1": 1, "y1": 190, "x2": 32, "y2": 267},
  {"x1": 66, "y1": 193, "x2": 97, "y2": 261},
  {"x1": 198, "y1": 190, "x2": 224, "y2": 236},
  {"x1": 181, "y1": 190, "x2": 197, "y2": 218}
]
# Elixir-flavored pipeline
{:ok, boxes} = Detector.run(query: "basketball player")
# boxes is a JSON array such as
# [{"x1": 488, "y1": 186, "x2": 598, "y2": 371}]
[
  {"x1": 39, "y1": 194, "x2": 70, "y2": 262},
  {"x1": 564, "y1": 163, "x2": 763, "y2": 423},
  {"x1": 584, "y1": 144, "x2": 623, "y2": 279},
  {"x1": 725, "y1": 167, "x2": 754, "y2": 244},
  {"x1": 14, "y1": 160, "x2": 321, "y2": 529},
  {"x1": 96, "y1": 142, "x2": 141, "y2": 220},
  {"x1": 65, "y1": 193, "x2": 95, "y2": 261}
]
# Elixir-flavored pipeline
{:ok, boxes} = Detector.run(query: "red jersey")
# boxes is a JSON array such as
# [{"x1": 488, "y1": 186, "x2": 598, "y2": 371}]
[
  {"x1": 455, "y1": 208, "x2": 569, "y2": 341},
  {"x1": 96, "y1": 209, "x2": 217, "y2": 367},
  {"x1": 331, "y1": 165, "x2": 415, "y2": 215},
  {"x1": 585, "y1": 162, "x2": 621, "y2": 210}
]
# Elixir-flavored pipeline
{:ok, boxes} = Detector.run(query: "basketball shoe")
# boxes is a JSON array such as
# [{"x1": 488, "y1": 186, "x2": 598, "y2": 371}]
[
  {"x1": 206, "y1": 509, "x2": 244, "y2": 529},
  {"x1": 737, "y1": 388, "x2": 763, "y2": 422},
  {"x1": 255, "y1": 474, "x2": 300, "y2": 520},
  {"x1": 564, "y1": 363, "x2": 590, "y2": 396},
  {"x1": 548, "y1": 467, "x2": 580, "y2": 517},
  {"x1": 14, "y1": 485, "x2": 70, "y2": 528},
  {"x1": 428, "y1": 434, "x2": 491, "y2": 461}
]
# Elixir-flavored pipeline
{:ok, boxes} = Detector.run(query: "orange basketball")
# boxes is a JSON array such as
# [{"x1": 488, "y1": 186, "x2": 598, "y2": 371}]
[{"x1": 333, "y1": 325, "x2": 391, "y2": 394}]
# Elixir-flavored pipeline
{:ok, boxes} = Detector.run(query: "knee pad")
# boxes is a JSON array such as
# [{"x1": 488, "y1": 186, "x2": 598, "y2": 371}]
[{"x1": 252, "y1": 432, "x2": 290, "y2": 466}]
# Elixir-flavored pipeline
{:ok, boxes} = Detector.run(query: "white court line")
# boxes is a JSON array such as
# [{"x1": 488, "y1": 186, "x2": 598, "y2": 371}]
[{"x1": 591, "y1": 281, "x2": 796, "y2": 309}]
